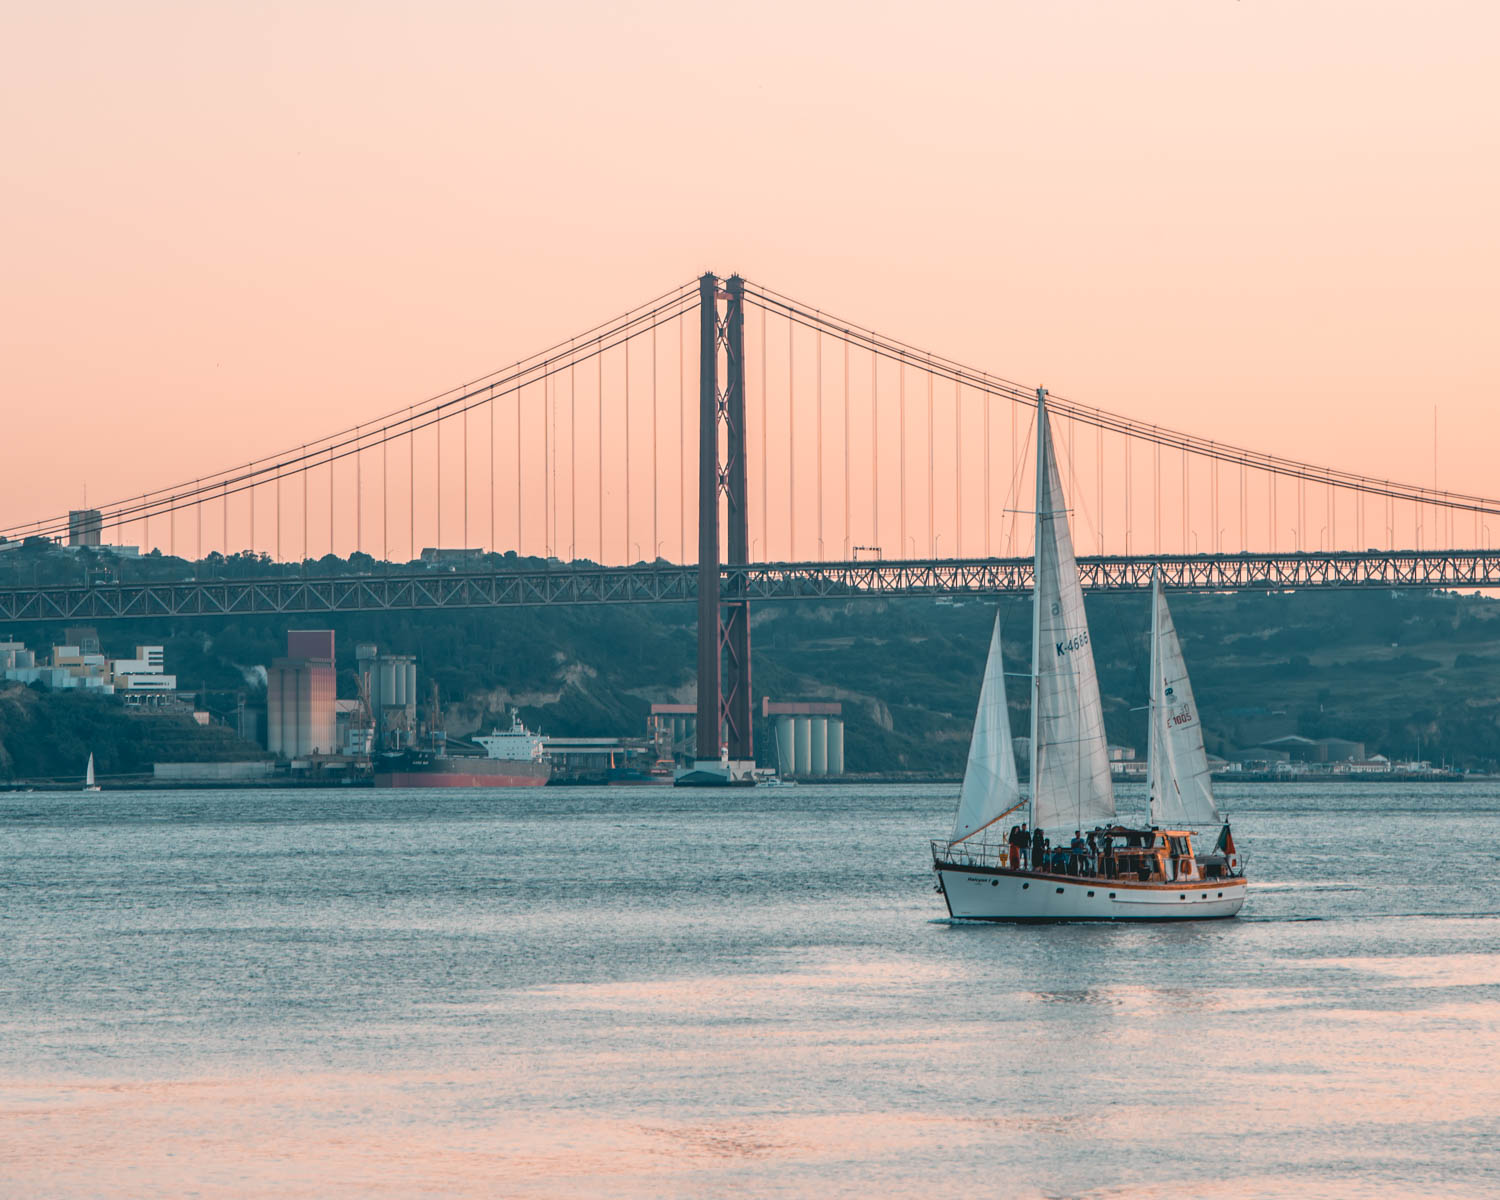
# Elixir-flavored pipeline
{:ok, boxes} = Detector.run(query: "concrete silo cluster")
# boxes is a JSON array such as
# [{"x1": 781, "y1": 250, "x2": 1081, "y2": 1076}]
[{"x1": 765, "y1": 699, "x2": 844, "y2": 778}]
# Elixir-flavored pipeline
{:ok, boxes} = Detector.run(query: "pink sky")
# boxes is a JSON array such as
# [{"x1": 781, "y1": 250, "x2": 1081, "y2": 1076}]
[{"x1": 2, "y1": 1, "x2": 1496, "y2": 561}]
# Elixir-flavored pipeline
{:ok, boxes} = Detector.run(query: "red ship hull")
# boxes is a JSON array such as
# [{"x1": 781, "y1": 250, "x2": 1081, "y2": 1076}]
[{"x1": 374, "y1": 771, "x2": 549, "y2": 788}]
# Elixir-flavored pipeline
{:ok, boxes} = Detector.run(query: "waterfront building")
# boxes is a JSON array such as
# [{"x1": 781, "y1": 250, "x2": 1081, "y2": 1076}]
[{"x1": 266, "y1": 631, "x2": 337, "y2": 758}]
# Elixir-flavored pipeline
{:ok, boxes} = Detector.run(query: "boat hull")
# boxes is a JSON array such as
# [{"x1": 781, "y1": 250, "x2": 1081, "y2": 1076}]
[
  {"x1": 374, "y1": 772, "x2": 549, "y2": 787},
  {"x1": 936, "y1": 862, "x2": 1246, "y2": 922}
]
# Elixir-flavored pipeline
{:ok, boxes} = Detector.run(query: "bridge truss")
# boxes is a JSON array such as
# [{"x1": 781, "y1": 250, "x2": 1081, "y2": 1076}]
[{"x1": 4, "y1": 550, "x2": 1499, "y2": 624}]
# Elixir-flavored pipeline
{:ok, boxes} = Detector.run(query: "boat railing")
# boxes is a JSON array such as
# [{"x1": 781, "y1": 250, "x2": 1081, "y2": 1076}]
[{"x1": 930, "y1": 839, "x2": 1009, "y2": 868}]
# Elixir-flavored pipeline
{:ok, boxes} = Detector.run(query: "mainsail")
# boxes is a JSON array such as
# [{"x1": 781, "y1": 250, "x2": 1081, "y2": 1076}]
[
  {"x1": 950, "y1": 612, "x2": 1020, "y2": 842},
  {"x1": 1146, "y1": 575, "x2": 1221, "y2": 826},
  {"x1": 1030, "y1": 395, "x2": 1116, "y2": 833}
]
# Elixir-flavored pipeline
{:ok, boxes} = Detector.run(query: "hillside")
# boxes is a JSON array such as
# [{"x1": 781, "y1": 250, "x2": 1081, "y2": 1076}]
[
  {"x1": 5, "y1": 545, "x2": 1500, "y2": 776},
  {"x1": 0, "y1": 685, "x2": 268, "y2": 783}
]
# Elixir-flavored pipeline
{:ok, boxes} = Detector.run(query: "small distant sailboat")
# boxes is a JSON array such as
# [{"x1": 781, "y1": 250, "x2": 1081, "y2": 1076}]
[
  {"x1": 931, "y1": 389, "x2": 1246, "y2": 921},
  {"x1": 83, "y1": 752, "x2": 101, "y2": 792}
]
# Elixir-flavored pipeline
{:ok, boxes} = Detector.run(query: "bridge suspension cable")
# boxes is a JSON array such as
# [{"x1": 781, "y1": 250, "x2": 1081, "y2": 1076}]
[
  {"x1": 739, "y1": 279, "x2": 1499, "y2": 518},
  {"x1": 4, "y1": 281, "x2": 702, "y2": 548}
]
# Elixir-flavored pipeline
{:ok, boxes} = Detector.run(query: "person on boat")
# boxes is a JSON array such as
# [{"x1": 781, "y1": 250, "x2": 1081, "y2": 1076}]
[
  {"x1": 1070, "y1": 830, "x2": 1088, "y2": 875},
  {"x1": 1031, "y1": 827, "x2": 1045, "y2": 873},
  {"x1": 1006, "y1": 824, "x2": 1023, "y2": 868},
  {"x1": 1017, "y1": 822, "x2": 1029, "y2": 868}
]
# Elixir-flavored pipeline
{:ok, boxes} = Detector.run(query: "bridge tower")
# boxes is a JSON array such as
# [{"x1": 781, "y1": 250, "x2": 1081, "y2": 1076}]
[{"x1": 685, "y1": 272, "x2": 755, "y2": 785}]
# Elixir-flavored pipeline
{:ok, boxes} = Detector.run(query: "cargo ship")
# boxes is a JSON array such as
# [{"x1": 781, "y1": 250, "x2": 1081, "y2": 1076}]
[{"x1": 373, "y1": 711, "x2": 551, "y2": 788}]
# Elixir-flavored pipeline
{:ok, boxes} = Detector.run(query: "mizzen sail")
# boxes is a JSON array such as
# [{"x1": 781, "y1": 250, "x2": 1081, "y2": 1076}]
[
  {"x1": 1146, "y1": 575, "x2": 1221, "y2": 826},
  {"x1": 1030, "y1": 398, "x2": 1116, "y2": 834},
  {"x1": 950, "y1": 612, "x2": 1020, "y2": 842}
]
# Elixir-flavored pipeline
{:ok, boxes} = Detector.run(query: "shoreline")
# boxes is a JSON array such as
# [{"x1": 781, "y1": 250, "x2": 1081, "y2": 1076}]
[{"x1": 0, "y1": 772, "x2": 1484, "y2": 792}]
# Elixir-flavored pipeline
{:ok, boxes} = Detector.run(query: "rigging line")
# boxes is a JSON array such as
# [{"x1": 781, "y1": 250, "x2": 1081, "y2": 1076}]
[
  {"x1": 741, "y1": 291, "x2": 1498, "y2": 513},
  {"x1": 16, "y1": 296, "x2": 700, "y2": 544},
  {"x1": 38, "y1": 281, "x2": 703, "y2": 535}
]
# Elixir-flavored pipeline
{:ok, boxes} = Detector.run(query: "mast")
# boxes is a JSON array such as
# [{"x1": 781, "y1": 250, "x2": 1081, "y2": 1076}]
[
  {"x1": 1028, "y1": 386, "x2": 1046, "y2": 829},
  {"x1": 1146, "y1": 569, "x2": 1160, "y2": 826}
]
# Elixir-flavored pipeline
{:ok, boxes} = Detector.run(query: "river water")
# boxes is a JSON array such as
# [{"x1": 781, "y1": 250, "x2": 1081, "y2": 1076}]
[{"x1": 2, "y1": 782, "x2": 1497, "y2": 1198}]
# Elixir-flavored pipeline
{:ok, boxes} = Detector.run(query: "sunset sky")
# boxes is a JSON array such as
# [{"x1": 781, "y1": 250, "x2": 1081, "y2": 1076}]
[{"x1": 3, "y1": 1, "x2": 1496, "y2": 561}]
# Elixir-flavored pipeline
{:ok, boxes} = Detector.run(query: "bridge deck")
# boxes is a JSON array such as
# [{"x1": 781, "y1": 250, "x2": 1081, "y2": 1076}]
[{"x1": 2, "y1": 551, "x2": 1498, "y2": 623}]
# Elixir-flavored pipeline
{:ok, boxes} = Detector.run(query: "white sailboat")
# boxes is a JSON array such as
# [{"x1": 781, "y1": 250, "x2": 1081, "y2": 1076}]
[
  {"x1": 83, "y1": 752, "x2": 101, "y2": 792},
  {"x1": 932, "y1": 390, "x2": 1246, "y2": 921}
]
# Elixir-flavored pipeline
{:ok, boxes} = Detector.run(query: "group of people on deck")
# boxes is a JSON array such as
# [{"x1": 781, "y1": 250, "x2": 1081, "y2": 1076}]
[{"x1": 1005, "y1": 823, "x2": 1121, "y2": 878}]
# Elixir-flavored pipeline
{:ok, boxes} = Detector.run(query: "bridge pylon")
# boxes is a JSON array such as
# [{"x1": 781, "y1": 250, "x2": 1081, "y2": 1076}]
[{"x1": 688, "y1": 272, "x2": 754, "y2": 784}]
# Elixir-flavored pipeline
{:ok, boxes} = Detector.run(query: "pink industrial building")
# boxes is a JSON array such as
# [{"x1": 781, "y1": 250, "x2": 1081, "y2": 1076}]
[{"x1": 267, "y1": 631, "x2": 337, "y2": 758}]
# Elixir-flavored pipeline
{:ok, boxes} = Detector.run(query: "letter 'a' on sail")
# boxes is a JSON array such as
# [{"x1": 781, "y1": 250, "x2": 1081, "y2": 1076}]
[
  {"x1": 950, "y1": 612, "x2": 1020, "y2": 843},
  {"x1": 1146, "y1": 574, "x2": 1221, "y2": 826},
  {"x1": 1030, "y1": 398, "x2": 1116, "y2": 834}
]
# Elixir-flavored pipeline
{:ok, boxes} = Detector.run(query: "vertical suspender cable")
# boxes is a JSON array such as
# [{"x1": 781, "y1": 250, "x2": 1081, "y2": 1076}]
[
  {"x1": 409, "y1": 409, "x2": 415, "y2": 561},
  {"x1": 1097, "y1": 425, "x2": 1104, "y2": 554},
  {"x1": 625, "y1": 338, "x2": 631, "y2": 561},
  {"x1": 597, "y1": 355, "x2": 604, "y2": 562},
  {"x1": 955, "y1": 379, "x2": 961, "y2": 556},
  {"x1": 549, "y1": 372, "x2": 555, "y2": 555},
  {"x1": 872, "y1": 348, "x2": 879, "y2": 553},
  {"x1": 982, "y1": 372, "x2": 990, "y2": 557},
  {"x1": 816, "y1": 323, "x2": 823, "y2": 557},
  {"x1": 927, "y1": 371, "x2": 934, "y2": 556},
  {"x1": 463, "y1": 403, "x2": 469, "y2": 552},
  {"x1": 759, "y1": 307, "x2": 766, "y2": 561},
  {"x1": 788, "y1": 316, "x2": 795, "y2": 558},
  {"x1": 1181, "y1": 447, "x2": 1188, "y2": 555},
  {"x1": 1155, "y1": 435, "x2": 1162, "y2": 554},
  {"x1": 652, "y1": 323, "x2": 658, "y2": 560},
  {"x1": 489, "y1": 386, "x2": 495, "y2": 554},
  {"x1": 844, "y1": 337, "x2": 851, "y2": 557},
  {"x1": 570, "y1": 347, "x2": 577, "y2": 560},
  {"x1": 899, "y1": 354, "x2": 906, "y2": 557},
  {"x1": 516, "y1": 377, "x2": 523, "y2": 556}
]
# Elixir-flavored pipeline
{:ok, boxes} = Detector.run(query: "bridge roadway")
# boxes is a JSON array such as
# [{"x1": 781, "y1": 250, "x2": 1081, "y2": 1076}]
[{"x1": 3, "y1": 550, "x2": 1499, "y2": 623}]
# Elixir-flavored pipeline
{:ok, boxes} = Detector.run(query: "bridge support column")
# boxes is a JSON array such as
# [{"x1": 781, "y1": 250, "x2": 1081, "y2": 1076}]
[{"x1": 685, "y1": 272, "x2": 754, "y2": 785}]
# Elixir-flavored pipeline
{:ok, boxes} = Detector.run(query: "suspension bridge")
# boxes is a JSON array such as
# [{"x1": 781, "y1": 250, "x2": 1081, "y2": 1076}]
[{"x1": 5, "y1": 272, "x2": 1499, "y2": 769}]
